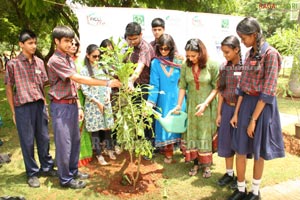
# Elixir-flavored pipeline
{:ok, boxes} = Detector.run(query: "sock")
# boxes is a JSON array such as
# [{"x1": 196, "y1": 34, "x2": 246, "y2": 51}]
[
  {"x1": 226, "y1": 169, "x2": 234, "y2": 177},
  {"x1": 251, "y1": 178, "x2": 261, "y2": 195},
  {"x1": 237, "y1": 181, "x2": 246, "y2": 192}
]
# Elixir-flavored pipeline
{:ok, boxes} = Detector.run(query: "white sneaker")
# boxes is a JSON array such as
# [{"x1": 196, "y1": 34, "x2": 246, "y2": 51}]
[
  {"x1": 108, "y1": 150, "x2": 116, "y2": 160},
  {"x1": 96, "y1": 155, "x2": 109, "y2": 166}
]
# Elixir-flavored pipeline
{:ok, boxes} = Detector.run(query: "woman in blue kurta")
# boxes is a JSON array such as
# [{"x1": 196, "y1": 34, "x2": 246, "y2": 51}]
[{"x1": 147, "y1": 34, "x2": 185, "y2": 164}]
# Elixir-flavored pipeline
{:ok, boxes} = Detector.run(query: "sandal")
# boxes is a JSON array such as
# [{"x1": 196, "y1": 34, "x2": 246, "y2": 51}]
[
  {"x1": 188, "y1": 165, "x2": 199, "y2": 176},
  {"x1": 164, "y1": 157, "x2": 172, "y2": 164},
  {"x1": 202, "y1": 167, "x2": 211, "y2": 178}
]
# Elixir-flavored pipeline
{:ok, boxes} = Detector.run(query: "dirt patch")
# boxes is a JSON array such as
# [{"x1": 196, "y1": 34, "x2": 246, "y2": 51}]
[
  {"x1": 283, "y1": 132, "x2": 300, "y2": 156},
  {"x1": 85, "y1": 151, "x2": 163, "y2": 199}
]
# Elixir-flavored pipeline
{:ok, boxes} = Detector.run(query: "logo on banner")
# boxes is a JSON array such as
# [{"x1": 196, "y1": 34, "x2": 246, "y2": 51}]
[
  {"x1": 87, "y1": 13, "x2": 106, "y2": 26},
  {"x1": 133, "y1": 15, "x2": 145, "y2": 26},
  {"x1": 192, "y1": 16, "x2": 203, "y2": 27},
  {"x1": 165, "y1": 15, "x2": 182, "y2": 25},
  {"x1": 221, "y1": 19, "x2": 229, "y2": 29}
]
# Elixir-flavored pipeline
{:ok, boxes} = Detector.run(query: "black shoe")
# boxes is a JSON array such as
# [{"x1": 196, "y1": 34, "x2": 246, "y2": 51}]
[
  {"x1": 229, "y1": 179, "x2": 238, "y2": 190},
  {"x1": 244, "y1": 191, "x2": 261, "y2": 200},
  {"x1": 27, "y1": 176, "x2": 40, "y2": 188},
  {"x1": 60, "y1": 179, "x2": 86, "y2": 189},
  {"x1": 39, "y1": 169, "x2": 57, "y2": 177},
  {"x1": 227, "y1": 189, "x2": 247, "y2": 200},
  {"x1": 74, "y1": 171, "x2": 89, "y2": 180},
  {"x1": 217, "y1": 173, "x2": 234, "y2": 186}
]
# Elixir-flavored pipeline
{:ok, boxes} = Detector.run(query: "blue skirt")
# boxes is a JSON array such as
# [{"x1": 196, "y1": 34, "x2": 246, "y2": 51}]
[
  {"x1": 218, "y1": 102, "x2": 236, "y2": 158},
  {"x1": 231, "y1": 94, "x2": 285, "y2": 160}
]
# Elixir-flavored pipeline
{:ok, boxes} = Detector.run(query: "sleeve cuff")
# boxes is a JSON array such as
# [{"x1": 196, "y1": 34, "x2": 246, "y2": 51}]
[
  {"x1": 259, "y1": 93, "x2": 275, "y2": 104},
  {"x1": 236, "y1": 88, "x2": 245, "y2": 96}
]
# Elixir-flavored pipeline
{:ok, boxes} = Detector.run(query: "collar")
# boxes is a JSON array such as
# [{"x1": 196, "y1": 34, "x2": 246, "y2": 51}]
[
  {"x1": 54, "y1": 49, "x2": 68, "y2": 58},
  {"x1": 18, "y1": 52, "x2": 35, "y2": 62}
]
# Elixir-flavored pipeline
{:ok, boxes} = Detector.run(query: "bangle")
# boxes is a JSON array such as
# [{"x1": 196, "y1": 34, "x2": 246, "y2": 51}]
[
  {"x1": 78, "y1": 107, "x2": 83, "y2": 110},
  {"x1": 250, "y1": 116, "x2": 256, "y2": 122}
]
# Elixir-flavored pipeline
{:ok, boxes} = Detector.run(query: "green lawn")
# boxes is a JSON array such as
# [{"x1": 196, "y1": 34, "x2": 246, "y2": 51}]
[{"x1": 0, "y1": 71, "x2": 300, "y2": 200}]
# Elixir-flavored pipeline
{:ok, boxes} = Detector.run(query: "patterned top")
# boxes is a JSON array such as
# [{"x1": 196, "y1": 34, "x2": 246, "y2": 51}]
[
  {"x1": 5, "y1": 53, "x2": 48, "y2": 106},
  {"x1": 47, "y1": 50, "x2": 78, "y2": 100},
  {"x1": 239, "y1": 42, "x2": 281, "y2": 98},
  {"x1": 150, "y1": 40, "x2": 157, "y2": 50},
  {"x1": 80, "y1": 66, "x2": 114, "y2": 132},
  {"x1": 179, "y1": 61, "x2": 219, "y2": 151},
  {"x1": 219, "y1": 62, "x2": 242, "y2": 104},
  {"x1": 129, "y1": 39, "x2": 155, "y2": 84}
]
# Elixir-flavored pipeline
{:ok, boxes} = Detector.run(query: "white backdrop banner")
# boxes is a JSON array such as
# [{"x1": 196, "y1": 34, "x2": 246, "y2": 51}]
[{"x1": 71, "y1": 6, "x2": 245, "y2": 62}]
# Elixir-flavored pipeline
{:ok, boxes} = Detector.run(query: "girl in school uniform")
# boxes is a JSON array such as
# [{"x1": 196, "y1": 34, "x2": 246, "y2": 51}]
[
  {"x1": 216, "y1": 35, "x2": 242, "y2": 188},
  {"x1": 228, "y1": 17, "x2": 285, "y2": 200}
]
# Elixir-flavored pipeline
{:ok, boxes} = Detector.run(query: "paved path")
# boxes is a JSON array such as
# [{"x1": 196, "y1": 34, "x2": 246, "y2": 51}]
[
  {"x1": 280, "y1": 113, "x2": 298, "y2": 127},
  {"x1": 261, "y1": 179, "x2": 300, "y2": 200}
]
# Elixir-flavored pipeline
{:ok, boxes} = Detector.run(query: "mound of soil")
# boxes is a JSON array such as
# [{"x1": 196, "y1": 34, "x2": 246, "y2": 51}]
[
  {"x1": 85, "y1": 151, "x2": 164, "y2": 198},
  {"x1": 283, "y1": 132, "x2": 300, "y2": 156}
]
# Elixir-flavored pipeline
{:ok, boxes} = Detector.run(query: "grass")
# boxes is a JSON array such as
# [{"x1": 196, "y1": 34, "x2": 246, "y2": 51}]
[{"x1": 0, "y1": 71, "x2": 300, "y2": 200}]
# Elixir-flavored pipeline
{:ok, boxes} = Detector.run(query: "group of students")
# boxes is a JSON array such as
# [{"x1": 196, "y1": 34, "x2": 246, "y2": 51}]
[{"x1": 4, "y1": 15, "x2": 285, "y2": 200}]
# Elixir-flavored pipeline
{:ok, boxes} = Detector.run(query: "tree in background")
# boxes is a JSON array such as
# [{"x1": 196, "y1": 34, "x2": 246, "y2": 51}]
[{"x1": 237, "y1": 0, "x2": 296, "y2": 37}]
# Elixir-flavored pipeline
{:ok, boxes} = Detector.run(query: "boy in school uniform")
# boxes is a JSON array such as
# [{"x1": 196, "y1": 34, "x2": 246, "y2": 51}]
[
  {"x1": 47, "y1": 25, "x2": 121, "y2": 189},
  {"x1": 5, "y1": 29, "x2": 56, "y2": 188}
]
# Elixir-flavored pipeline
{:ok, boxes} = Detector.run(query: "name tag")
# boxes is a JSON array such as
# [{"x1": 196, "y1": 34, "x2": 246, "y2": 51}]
[
  {"x1": 35, "y1": 69, "x2": 41, "y2": 74},
  {"x1": 234, "y1": 71, "x2": 241, "y2": 76}
]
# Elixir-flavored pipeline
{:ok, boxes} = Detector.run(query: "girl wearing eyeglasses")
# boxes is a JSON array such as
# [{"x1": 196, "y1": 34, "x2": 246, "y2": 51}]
[
  {"x1": 174, "y1": 38, "x2": 219, "y2": 178},
  {"x1": 80, "y1": 44, "x2": 115, "y2": 166},
  {"x1": 147, "y1": 34, "x2": 185, "y2": 164}
]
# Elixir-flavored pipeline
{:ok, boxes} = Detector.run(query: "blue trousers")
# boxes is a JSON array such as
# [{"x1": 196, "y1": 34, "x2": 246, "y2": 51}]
[
  {"x1": 50, "y1": 102, "x2": 80, "y2": 184},
  {"x1": 15, "y1": 100, "x2": 54, "y2": 177}
]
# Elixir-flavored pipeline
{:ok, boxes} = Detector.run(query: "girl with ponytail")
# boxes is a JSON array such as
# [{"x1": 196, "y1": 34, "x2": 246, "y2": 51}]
[{"x1": 228, "y1": 17, "x2": 285, "y2": 200}]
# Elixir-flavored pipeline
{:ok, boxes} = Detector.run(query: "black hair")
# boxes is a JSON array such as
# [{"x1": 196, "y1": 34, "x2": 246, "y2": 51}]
[
  {"x1": 218, "y1": 35, "x2": 242, "y2": 91},
  {"x1": 84, "y1": 44, "x2": 99, "y2": 78},
  {"x1": 185, "y1": 38, "x2": 208, "y2": 69},
  {"x1": 99, "y1": 39, "x2": 113, "y2": 58},
  {"x1": 156, "y1": 34, "x2": 176, "y2": 60},
  {"x1": 151, "y1": 18, "x2": 165, "y2": 28},
  {"x1": 52, "y1": 25, "x2": 74, "y2": 41},
  {"x1": 236, "y1": 17, "x2": 264, "y2": 60},
  {"x1": 19, "y1": 29, "x2": 36, "y2": 43},
  {"x1": 125, "y1": 22, "x2": 142, "y2": 37}
]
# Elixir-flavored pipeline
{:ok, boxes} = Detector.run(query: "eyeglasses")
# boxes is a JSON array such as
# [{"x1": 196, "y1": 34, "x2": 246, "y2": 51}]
[
  {"x1": 159, "y1": 47, "x2": 170, "y2": 51},
  {"x1": 92, "y1": 55, "x2": 100, "y2": 58},
  {"x1": 72, "y1": 43, "x2": 79, "y2": 47}
]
